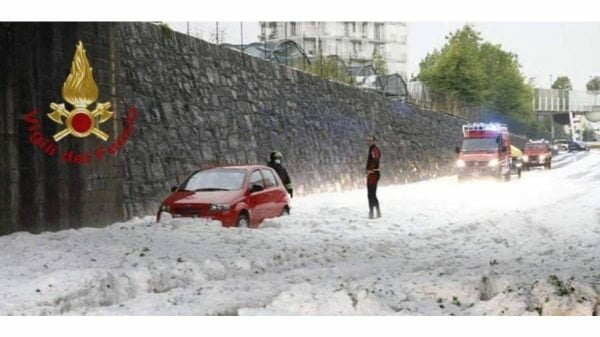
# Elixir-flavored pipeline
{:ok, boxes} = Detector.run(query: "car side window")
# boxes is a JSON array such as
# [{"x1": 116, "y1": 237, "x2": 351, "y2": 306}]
[
  {"x1": 261, "y1": 169, "x2": 278, "y2": 188},
  {"x1": 249, "y1": 170, "x2": 264, "y2": 188}
]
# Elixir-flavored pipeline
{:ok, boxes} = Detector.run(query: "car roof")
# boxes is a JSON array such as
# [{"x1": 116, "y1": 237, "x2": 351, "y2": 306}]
[{"x1": 200, "y1": 165, "x2": 272, "y2": 172}]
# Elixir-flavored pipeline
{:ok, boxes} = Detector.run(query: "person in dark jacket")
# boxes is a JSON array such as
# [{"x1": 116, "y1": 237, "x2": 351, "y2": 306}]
[
  {"x1": 267, "y1": 151, "x2": 293, "y2": 198},
  {"x1": 366, "y1": 135, "x2": 381, "y2": 219}
]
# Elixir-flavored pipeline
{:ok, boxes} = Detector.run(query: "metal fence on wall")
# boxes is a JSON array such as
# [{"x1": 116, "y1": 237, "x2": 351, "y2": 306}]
[
  {"x1": 169, "y1": 22, "x2": 551, "y2": 140},
  {"x1": 406, "y1": 81, "x2": 481, "y2": 121},
  {"x1": 407, "y1": 81, "x2": 551, "y2": 139}
]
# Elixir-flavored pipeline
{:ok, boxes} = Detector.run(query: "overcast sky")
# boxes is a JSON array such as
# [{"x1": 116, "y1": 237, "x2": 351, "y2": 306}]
[{"x1": 169, "y1": 21, "x2": 600, "y2": 90}]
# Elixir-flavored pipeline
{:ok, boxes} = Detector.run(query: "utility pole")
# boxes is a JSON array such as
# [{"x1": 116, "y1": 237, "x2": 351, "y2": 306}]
[
  {"x1": 216, "y1": 21, "x2": 219, "y2": 44},
  {"x1": 302, "y1": 31, "x2": 306, "y2": 70},
  {"x1": 320, "y1": 44, "x2": 323, "y2": 77},
  {"x1": 262, "y1": 23, "x2": 268, "y2": 60},
  {"x1": 284, "y1": 22, "x2": 288, "y2": 67},
  {"x1": 335, "y1": 42, "x2": 338, "y2": 80},
  {"x1": 186, "y1": 22, "x2": 191, "y2": 50},
  {"x1": 240, "y1": 22, "x2": 244, "y2": 65}
]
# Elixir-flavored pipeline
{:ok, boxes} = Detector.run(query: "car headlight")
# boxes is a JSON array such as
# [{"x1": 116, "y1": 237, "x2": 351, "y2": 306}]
[
  {"x1": 522, "y1": 155, "x2": 529, "y2": 162},
  {"x1": 456, "y1": 159, "x2": 465, "y2": 168},
  {"x1": 539, "y1": 154, "x2": 546, "y2": 161},
  {"x1": 159, "y1": 204, "x2": 170, "y2": 213},
  {"x1": 209, "y1": 204, "x2": 231, "y2": 212},
  {"x1": 488, "y1": 159, "x2": 499, "y2": 167}
]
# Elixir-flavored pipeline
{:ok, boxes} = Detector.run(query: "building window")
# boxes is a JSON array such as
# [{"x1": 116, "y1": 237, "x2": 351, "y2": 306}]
[
  {"x1": 335, "y1": 38, "x2": 342, "y2": 54},
  {"x1": 268, "y1": 22, "x2": 278, "y2": 39},
  {"x1": 400, "y1": 35, "x2": 407, "y2": 45},
  {"x1": 352, "y1": 41, "x2": 362, "y2": 54},
  {"x1": 352, "y1": 22, "x2": 356, "y2": 33},
  {"x1": 290, "y1": 22, "x2": 297, "y2": 36},
  {"x1": 305, "y1": 40, "x2": 315, "y2": 56},
  {"x1": 344, "y1": 22, "x2": 350, "y2": 37},
  {"x1": 374, "y1": 23, "x2": 384, "y2": 40},
  {"x1": 320, "y1": 22, "x2": 327, "y2": 36},
  {"x1": 372, "y1": 43, "x2": 384, "y2": 56}
]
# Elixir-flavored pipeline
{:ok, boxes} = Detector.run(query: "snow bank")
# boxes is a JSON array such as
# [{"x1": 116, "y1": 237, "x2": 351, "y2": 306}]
[{"x1": 1, "y1": 152, "x2": 599, "y2": 315}]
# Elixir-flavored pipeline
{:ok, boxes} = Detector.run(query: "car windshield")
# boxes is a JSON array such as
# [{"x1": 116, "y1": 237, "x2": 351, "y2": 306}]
[
  {"x1": 461, "y1": 138, "x2": 499, "y2": 152},
  {"x1": 525, "y1": 144, "x2": 546, "y2": 150},
  {"x1": 180, "y1": 169, "x2": 246, "y2": 191}
]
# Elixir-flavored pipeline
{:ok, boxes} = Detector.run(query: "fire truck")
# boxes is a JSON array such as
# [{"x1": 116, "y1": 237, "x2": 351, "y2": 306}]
[{"x1": 454, "y1": 123, "x2": 513, "y2": 181}]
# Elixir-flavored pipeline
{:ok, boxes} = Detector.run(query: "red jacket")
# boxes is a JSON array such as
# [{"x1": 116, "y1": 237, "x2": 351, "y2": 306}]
[{"x1": 366, "y1": 145, "x2": 381, "y2": 185}]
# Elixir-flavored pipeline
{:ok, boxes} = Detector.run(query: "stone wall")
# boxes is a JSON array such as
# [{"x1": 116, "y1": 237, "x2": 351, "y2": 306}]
[
  {"x1": 1, "y1": 22, "x2": 465, "y2": 235},
  {"x1": 116, "y1": 23, "x2": 465, "y2": 216}
]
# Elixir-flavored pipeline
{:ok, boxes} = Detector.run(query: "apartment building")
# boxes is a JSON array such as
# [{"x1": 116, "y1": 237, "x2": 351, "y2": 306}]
[{"x1": 259, "y1": 22, "x2": 408, "y2": 79}]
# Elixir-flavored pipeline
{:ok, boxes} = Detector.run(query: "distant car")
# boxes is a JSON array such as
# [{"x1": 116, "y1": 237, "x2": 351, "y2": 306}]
[
  {"x1": 157, "y1": 165, "x2": 291, "y2": 228},
  {"x1": 568, "y1": 141, "x2": 590, "y2": 152},
  {"x1": 553, "y1": 139, "x2": 569, "y2": 152},
  {"x1": 523, "y1": 141, "x2": 552, "y2": 170}
]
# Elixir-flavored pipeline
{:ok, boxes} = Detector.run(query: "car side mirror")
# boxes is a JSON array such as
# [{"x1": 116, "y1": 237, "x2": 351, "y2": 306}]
[
  {"x1": 250, "y1": 184, "x2": 264, "y2": 193},
  {"x1": 171, "y1": 185, "x2": 178, "y2": 192},
  {"x1": 454, "y1": 146, "x2": 461, "y2": 154}
]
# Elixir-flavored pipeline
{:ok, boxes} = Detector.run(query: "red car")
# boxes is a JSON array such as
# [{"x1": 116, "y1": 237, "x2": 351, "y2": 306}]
[
  {"x1": 523, "y1": 140, "x2": 552, "y2": 170},
  {"x1": 157, "y1": 165, "x2": 291, "y2": 228}
]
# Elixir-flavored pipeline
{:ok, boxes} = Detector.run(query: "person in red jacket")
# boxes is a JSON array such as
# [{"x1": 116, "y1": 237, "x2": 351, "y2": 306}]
[{"x1": 366, "y1": 135, "x2": 381, "y2": 219}]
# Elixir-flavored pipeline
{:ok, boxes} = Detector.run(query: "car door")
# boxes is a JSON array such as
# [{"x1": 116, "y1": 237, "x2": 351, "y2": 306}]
[
  {"x1": 260, "y1": 168, "x2": 283, "y2": 218},
  {"x1": 248, "y1": 169, "x2": 268, "y2": 223}
]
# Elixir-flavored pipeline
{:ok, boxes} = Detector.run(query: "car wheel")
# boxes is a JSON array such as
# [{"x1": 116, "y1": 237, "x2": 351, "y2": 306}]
[
  {"x1": 237, "y1": 212, "x2": 250, "y2": 228},
  {"x1": 280, "y1": 206, "x2": 290, "y2": 216},
  {"x1": 517, "y1": 168, "x2": 522, "y2": 178}
]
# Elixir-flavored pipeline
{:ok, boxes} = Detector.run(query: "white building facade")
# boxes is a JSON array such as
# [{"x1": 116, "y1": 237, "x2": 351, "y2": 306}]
[{"x1": 259, "y1": 22, "x2": 408, "y2": 79}]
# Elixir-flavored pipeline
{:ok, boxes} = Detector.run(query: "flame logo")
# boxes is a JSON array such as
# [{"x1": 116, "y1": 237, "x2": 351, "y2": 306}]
[
  {"x1": 47, "y1": 41, "x2": 113, "y2": 142},
  {"x1": 62, "y1": 41, "x2": 99, "y2": 108}
]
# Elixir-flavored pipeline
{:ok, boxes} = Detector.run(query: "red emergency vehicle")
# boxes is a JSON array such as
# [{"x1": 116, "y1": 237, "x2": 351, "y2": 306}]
[
  {"x1": 523, "y1": 140, "x2": 552, "y2": 170},
  {"x1": 455, "y1": 123, "x2": 512, "y2": 181}
]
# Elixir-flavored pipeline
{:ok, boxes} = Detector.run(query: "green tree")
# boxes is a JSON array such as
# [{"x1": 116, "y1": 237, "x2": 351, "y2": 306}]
[
  {"x1": 479, "y1": 42, "x2": 533, "y2": 117},
  {"x1": 551, "y1": 76, "x2": 573, "y2": 90},
  {"x1": 418, "y1": 25, "x2": 485, "y2": 104},
  {"x1": 586, "y1": 76, "x2": 600, "y2": 91},
  {"x1": 418, "y1": 25, "x2": 534, "y2": 117},
  {"x1": 372, "y1": 47, "x2": 388, "y2": 75}
]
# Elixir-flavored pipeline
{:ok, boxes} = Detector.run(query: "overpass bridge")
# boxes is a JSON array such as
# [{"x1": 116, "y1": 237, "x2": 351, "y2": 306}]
[{"x1": 534, "y1": 88, "x2": 600, "y2": 140}]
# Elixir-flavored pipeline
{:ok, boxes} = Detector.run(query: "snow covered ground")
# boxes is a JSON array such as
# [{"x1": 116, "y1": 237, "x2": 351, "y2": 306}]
[{"x1": 1, "y1": 151, "x2": 599, "y2": 315}]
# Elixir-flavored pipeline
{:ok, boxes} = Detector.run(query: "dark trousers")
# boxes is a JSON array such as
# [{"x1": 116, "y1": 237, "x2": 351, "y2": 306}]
[{"x1": 367, "y1": 173, "x2": 380, "y2": 212}]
